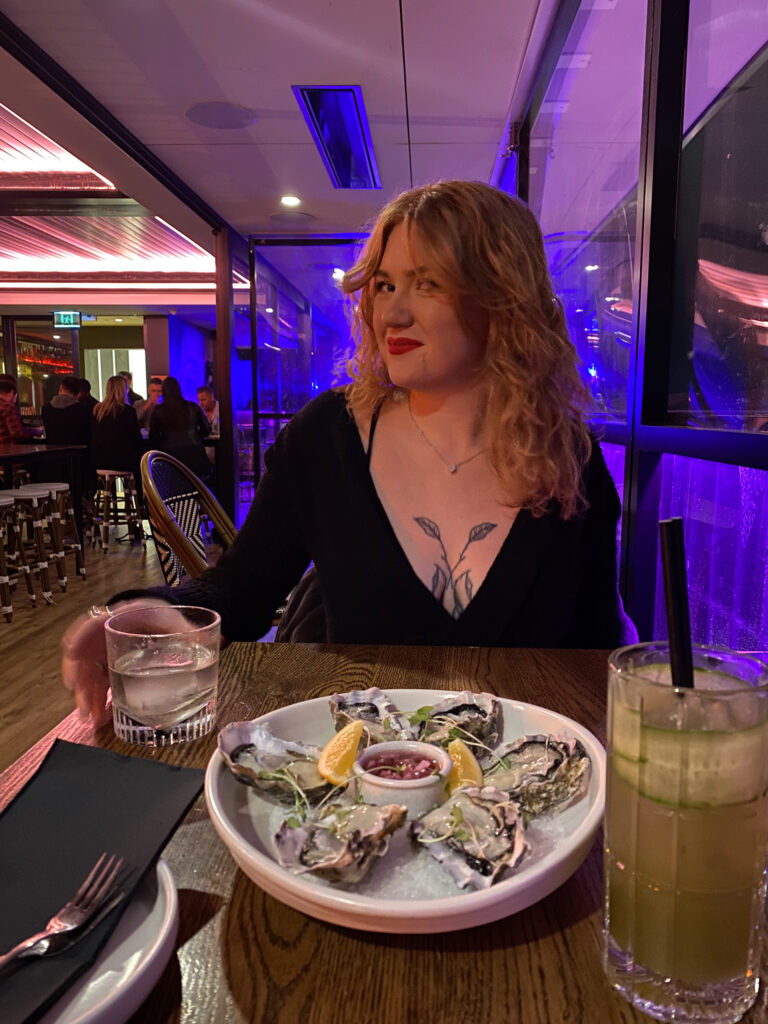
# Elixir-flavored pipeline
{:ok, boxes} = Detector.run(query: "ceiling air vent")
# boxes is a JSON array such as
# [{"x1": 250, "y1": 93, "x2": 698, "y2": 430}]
[{"x1": 292, "y1": 85, "x2": 381, "y2": 190}]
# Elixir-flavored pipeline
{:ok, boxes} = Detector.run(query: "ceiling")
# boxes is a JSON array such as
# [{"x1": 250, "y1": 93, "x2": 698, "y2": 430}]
[{"x1": 0, "y1": 0, "x2": 559, "y2": 250}]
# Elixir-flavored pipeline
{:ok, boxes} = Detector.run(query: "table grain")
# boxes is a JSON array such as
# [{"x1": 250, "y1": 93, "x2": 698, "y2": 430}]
[{"x1": 2, "y1": 643, "x2": 767, "y2": 1024}]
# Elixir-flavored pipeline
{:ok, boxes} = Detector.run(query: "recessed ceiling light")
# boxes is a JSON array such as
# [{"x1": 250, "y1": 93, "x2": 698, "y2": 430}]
[
  {"x1": 52, "y1": 334, "x2": 61, "y2": 339},
  {"x1": 265, "y1": 307, "x2": 274, "y2": 314},
  {"x1": 185, "y1": 101, "x2": 256, "y2": 130},
  {"x1": 585, "y1": 265, "x2": 599, "y2": 272},
  {"x1": 280, "y1": 195, "x2": 301, "y2": 207},
  {"x1": 332, "y1": 268, "x2": 345, "y2": 281},
  {"x1": 115, "y1": 317, "x2": 123, "y2": 322}
]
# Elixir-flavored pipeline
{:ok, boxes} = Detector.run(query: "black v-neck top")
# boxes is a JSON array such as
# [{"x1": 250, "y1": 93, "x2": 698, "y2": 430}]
[{"x1": 136, "y1": 389, "x2": 625, "y2": 648}]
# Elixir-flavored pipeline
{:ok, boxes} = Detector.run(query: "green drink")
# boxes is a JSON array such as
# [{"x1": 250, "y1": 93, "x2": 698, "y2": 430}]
[{"x1": 604, "y1": 644, "x2": 768, "y2": 1023}]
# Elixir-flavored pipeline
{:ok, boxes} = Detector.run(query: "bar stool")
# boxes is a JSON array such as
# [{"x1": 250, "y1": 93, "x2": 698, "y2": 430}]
[
  {"x1": 0, "y1": 494, "x2": 37, "y2": 609},
  {"x1": 0, "y1": 494, "x2": 16, "y2": 621},
  {"x1": 8, "y1": 483, "x2": 56, "y2": 603},
  {"x1": 93, "y1": 470, "x2": 145, "y2": 552},
  {"x1": 36, "y1": 481, "x2": 86, "y2": 581}
]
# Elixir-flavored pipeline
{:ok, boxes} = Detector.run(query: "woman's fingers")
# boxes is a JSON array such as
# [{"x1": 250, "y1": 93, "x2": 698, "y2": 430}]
[{"x1": 60, "y1": 599, "x2": 196, "y2": 725}]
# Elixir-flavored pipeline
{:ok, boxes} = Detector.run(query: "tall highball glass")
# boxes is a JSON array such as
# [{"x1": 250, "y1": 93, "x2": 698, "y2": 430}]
[{"x1": 604, "y1": 642, "x2": 768, "y2": 1022}]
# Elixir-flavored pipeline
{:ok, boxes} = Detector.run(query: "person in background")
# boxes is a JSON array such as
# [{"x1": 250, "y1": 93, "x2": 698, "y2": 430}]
[
  {"x1": 197, "y1": 385, "x2": 220, "y2": 436},
  {"x1": 76, "y1": 378, "x2": 99, "y2": 413},
  {"x1": 117, "y1": 370, "x2": 143, "y2": 406},
  {"x1": 42, "y1": 375, "x2": 92, "y2": 447},
  {"x1": 197, "y1": 384, "x2": 220, "y2": 471},
  {"x1": 40, "y1": 375, "x2": 93, "y2": 490},
  {"x1": 90, "y1": 375, "x2": 144, "y2": 499},
  {"x1": 149, "y1": 376, "x2": 211, "y2": 479},
  {"x1": 0, "y1": 377, "x2": 36, "y2": 442},
  {"x1": 136, "y1": 376, "x2": 164, "y2": 431}
]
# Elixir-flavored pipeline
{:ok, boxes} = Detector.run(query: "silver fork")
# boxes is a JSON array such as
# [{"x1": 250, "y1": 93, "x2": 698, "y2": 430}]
[{"x1": 0, "y1": 853, "x2": 125, "y2": 975}]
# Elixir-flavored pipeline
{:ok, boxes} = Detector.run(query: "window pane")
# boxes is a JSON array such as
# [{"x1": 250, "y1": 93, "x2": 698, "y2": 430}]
[
  {"x1": 653, "y1": 453, "x2": 768, "y2": 649},
  {"x1": 232, "y1": 262, "x2": 254, "y2": 526},
  {"x1": 251, "y1": 243, "x2": 359, "y2": 478},
  {"x1": 530, "y1": 1, "x2": 647, "y2": 423},
  {"x1": 665, "y1": 2, "x2": 768, "y2": 429}
]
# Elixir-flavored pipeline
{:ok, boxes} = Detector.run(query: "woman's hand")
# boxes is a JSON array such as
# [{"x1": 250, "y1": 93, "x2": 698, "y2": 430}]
[{"x1": 60, "y1": 599, "x2": 185, "y2": 727}]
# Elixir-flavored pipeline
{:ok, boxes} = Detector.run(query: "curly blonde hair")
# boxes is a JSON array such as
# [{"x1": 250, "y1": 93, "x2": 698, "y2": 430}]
[{"x1": 343, "y1": 180, "x2": 593, "y2": 518}]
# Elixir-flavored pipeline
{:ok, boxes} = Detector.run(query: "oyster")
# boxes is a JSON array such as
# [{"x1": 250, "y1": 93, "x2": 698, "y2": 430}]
[
  {"x1": 330, "y1": 687, "x2": 416, "y2": 743},
  {"x1": 484, "y1": 734, "x2": 590, "y2": 816},
  {"x1": 418, "y1": 692, "x2": 502, "y2": 761},
  {"x1": 411, "y1": 785, "x2": 528, "y2": 890},
  {"x1": 218, "y1": 721, "x2": 331, "y2": 804},
  {"x1": 275, "y1": 800, "x2": 407, "y2": 882}
]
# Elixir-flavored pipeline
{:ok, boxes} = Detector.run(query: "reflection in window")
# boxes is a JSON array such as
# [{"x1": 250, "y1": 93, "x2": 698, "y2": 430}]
[
  {"x1": 667, "y1": 7, "x2": 768, "y2": 430},
  {"x1": 598, "y1": 439, "x2": 625, "y2": 562},
  {"x1": 653, "y1": 453, "x2": 768, "y2": 649},
  {"x1": 249, "y1": 244, "x2": 358, "y2": 493},
  {"x1": 529, "y1": 0, "x2": 647, "y2": 422}
]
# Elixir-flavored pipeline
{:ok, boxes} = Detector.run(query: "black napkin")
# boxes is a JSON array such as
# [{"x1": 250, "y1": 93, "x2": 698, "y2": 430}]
[{"x1": 0, "y1": 740, "x2": 203, "y2": 1024}]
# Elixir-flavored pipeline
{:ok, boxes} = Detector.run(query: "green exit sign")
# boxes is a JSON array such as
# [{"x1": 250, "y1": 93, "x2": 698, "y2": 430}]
[{"x1": 53, "y1": 310, "x2": 81, "y2": 328}]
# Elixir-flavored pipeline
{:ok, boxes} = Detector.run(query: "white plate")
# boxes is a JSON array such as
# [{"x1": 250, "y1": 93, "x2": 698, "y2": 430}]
[
  {"x1": 40, "y1": 860, "x2": 178, "y2": 1024},
  {"x1": 205, "y1": 689, "x2": 606, "y2": 933}
]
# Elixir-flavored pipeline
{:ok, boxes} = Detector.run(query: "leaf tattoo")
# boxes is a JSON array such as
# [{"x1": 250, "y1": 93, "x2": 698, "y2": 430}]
[
  {"x1": 431, "y1": 564, "x2": 447, "y2": 597},
  {"x1": 469, "y1": 522, "x2": 496, "y2": 543},
  {"x1": 415, "y1": 518, "x2": 497, "y2": 618},
  {"x1": 415, "y1": 516, "x2": 441, "y2": 540}
]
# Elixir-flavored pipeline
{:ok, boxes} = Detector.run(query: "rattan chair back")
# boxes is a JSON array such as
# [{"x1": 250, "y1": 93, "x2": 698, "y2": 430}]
[{"x1": 141, "y1": 450, "x2": 236, "y2": 586}]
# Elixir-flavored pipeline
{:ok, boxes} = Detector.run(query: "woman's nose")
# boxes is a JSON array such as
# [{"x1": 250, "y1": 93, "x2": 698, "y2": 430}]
[{"x1": 381, "y1": 292, "x2": 414, "y2": 328}]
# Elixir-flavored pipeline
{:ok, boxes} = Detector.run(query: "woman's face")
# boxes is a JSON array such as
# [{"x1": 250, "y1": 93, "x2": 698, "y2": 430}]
[{"x1": 372, "y1": 222, "x2": 485, "y2": 394}]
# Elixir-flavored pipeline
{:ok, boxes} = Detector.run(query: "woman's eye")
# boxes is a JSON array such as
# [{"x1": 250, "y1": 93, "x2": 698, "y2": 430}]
[
  {"x1": 416, "y1": 278, "x2": 439, "y2": 291},
  {"x1": 374, "y1": 280, "x2": 394, "y2": 294}
]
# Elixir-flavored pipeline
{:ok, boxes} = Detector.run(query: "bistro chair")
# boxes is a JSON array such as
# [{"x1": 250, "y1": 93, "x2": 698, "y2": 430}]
[{"x1": 141, "y1": 450, "x2": 236, "y2": 586}]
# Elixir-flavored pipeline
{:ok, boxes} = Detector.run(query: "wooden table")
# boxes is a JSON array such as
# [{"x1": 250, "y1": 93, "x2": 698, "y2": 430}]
[{"x1": 2, "y1": 643, "x2": 767, "y2": 1024}]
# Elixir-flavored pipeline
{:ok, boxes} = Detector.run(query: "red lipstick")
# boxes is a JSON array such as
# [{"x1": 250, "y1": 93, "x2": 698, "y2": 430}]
[{"x1": 387, "y1": 337, "x2": 423, "y2": 355}]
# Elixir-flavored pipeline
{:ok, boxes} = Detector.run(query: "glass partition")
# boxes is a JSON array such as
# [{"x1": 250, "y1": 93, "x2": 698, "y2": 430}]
[
  {"x1": 523, "y1": 0, "x2": 768, "y2": 645},
  {"x1": 653, "y1": 452, "x2": 768, "y2": 649},
  {"x1": 666, "y1": 10, "x2": 768, "y2": 429},
  {"x1": 529, "y1": 0, "x2": 648, "y2": 423},
  {"x1": 248, "y1": 240, "x2": 360, "y2": 482}
]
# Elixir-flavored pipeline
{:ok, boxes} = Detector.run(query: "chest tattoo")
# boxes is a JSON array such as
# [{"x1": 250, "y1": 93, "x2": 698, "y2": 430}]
[{"x1": 413, "y1": 517, "x2": 498, "y2": 618}]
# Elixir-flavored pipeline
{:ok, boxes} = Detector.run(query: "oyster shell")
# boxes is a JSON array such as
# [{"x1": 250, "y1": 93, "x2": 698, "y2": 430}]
[
  {"x1": 418, "y1": 691, "x2": 502, "y2": 761},
  {"x1": 330, "y1": 687, "x2": 416, "y2": 743},
  {"x1": 410, "y1": 785, "x2": 528, "y2": 890},
  {"x1": 218, "y1": 721, "x2": 331, "y2": 804},
  {"x1": 275, "y1": 800, "x2": 407, "y2": 882},
  {"x1": 484, "y1": 734, "x2": 590, "y2": 816}
]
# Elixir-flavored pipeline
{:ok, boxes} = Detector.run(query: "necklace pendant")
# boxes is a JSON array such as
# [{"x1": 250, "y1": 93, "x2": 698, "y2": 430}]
[{"x1": 448, "y1": 464, "x2": 457, "y2": 474}]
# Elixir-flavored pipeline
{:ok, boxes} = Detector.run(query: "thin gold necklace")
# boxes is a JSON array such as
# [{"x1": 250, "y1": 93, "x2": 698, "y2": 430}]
[{"x1": 407, "y1": 396, "x2": 487, "y2": 474}]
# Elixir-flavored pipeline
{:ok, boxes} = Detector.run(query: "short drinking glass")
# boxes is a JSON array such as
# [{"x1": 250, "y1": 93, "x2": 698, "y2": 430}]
[
  {"x1": 105, "y1": 605, "x2": 221, "y2": 746},
  {"x1": 603, "y1": 642, "x2": 768, "y2": 1023}
]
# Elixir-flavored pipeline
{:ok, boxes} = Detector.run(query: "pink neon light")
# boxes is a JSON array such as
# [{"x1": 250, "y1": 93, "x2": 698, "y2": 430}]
[
  {"x1": 699, "y1": 259, "x2": 768, "y2": 310},
  {"x1": 0, "y1": 103, "x2": 115, "y2": 187}
]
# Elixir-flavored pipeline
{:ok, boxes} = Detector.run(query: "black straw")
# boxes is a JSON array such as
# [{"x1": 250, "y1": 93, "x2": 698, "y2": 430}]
[{"x1": 659, "y1": 517, "x2": 694, "y2": 689}]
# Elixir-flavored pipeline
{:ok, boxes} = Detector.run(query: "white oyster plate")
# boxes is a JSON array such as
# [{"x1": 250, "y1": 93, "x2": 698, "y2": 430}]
[{"x1": 205, "y1": 689, "x2": 605, "y2": 934}]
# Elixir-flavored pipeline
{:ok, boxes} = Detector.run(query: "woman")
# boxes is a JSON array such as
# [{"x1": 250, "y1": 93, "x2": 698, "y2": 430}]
[
  {"x1": 148, "y1": 376, "x2": 211, "y2": 479},
  {"x1": 63, "y1": 181, "x2": 631, "y2": 724},
  {"x1": 90, "y1": 375, "x2": 143, "y2": 492}
]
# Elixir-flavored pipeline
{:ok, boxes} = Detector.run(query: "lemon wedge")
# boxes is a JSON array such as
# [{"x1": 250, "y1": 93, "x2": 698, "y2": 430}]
[
  {"x1": 317, "y1": 720, "x2": 365, "y2": 785},
  {"x1": 447, "y1": 738, "x2": 484, "y2": 793}
]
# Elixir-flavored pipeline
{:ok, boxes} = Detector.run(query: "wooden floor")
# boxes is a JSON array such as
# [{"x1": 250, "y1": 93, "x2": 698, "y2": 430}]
[{"x1": 0, "y1": 530, "x2": 165, "y2": 773}]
